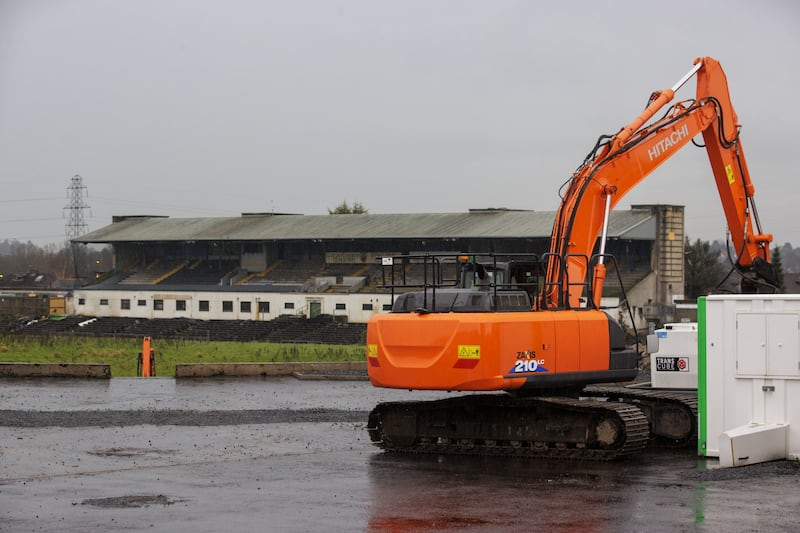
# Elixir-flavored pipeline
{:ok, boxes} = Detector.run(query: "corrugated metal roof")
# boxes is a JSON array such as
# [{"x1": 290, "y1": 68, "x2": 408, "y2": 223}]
[{"x1": 76, "y1": 208, "x2": 658, "y2": 243}]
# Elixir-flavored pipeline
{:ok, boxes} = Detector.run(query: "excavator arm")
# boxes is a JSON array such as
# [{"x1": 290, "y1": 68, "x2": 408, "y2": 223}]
[{"x1": 543, "y1": 57, "x2": 775, "y2": 310}]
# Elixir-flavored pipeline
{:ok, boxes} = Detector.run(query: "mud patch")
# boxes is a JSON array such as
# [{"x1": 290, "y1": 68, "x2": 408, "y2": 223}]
[
  {"x1": 369, "y1": 515, "x2": 490, "y2": 531},
  {"x1": 89, "y1": 447, "x2": 177, "y2": 457},
  {"x1": 81, "y1": 494, "x2": 178, "y2": 508},
  {"x1": 292, "y1": 370, "x2": 368, "y2": 381}
]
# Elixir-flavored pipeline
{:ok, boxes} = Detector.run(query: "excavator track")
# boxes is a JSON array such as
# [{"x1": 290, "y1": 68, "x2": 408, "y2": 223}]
[
  {"x1": 582, "y1": 386, "x2": 698, "y2": 447},
  {"x1": 367, "y1": 394, "x2": 650, "y2": 461}
]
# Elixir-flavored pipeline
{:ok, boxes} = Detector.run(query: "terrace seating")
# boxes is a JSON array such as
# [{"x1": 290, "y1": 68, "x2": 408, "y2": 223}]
[
  {"x1": 371, "y1": 261, "x2": 441, "y2": 291},
  {"x1": 118, "y1": 260, "x2": 175, "y2": 285},
  {"x1": 159, "y1": 260, "x2": 239, "y2": 285},
  {"x1": 601, "y1": 262, "x2": 652, "y2": 298},
  {"x1": 236, "y1": 259, "x2": 283, "y2": 285},
  {"x1": 267, "y1": 257, "x2": 325, "y2": 282},
  {"x1": 238, "y1": 257, "x2": 325, "y2": 287},
  {"x1": 152, "y1": 261, "x2": 188, "y2": 284}
]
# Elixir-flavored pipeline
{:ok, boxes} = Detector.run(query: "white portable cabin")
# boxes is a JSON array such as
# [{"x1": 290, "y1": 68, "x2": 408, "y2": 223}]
[{"x1": 699, "y1": 295, "x2": 800, "y2": 467}]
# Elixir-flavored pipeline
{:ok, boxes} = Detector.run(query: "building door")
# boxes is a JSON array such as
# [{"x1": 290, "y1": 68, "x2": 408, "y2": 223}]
[
  {"x1": 49, "y1": 296, "x2": 66, "y2": 315},
  {"x1": 309, "y1": 300, "x2": 322, "y2": 318},
  {"x1": 258, "y1": 300, "x2": 270, "y2": 321}
]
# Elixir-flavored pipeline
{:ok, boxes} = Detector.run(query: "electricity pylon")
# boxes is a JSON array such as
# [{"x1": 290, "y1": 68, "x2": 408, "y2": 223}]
[{"x1": 64, "y1": 174, "x2": 91, "y2": 240}]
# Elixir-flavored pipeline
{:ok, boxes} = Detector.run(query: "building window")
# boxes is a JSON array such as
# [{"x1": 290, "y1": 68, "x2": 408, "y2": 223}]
[
  {"x1": 362, "y1": 303, "x2": 373, "y2": 311},
  {"x1": 176, "y1": 300, "x2": 186, "y2": 311},
  {"x1": 199, "y1": 300, "x2": 209, "y2": 312},
  {"x1": 258, "y1": 301, "x2": 269, "y2": 313},
  {"x1": 100, "y1": 299, "x2": 109, "y2": 306},
  {"x1": 222, "y1": 300, "x2": 233, "y2": 312},
  {"x1": 154, "y1": 299, "x2": 164, "y2": 311},
  {"x1": 382, "y1": 304, "x2": 392, "y2": 311},
  {"x1": 284, "y1": 302, "x2": 295, "y2": 310},
  {"x1": 78, "y1": 298, "x2": 85, "y2": 305},
  {"x1": 121, "y1": 299, "x2": 131, "y2": 310},
  {"x1": 138, "y1": 300, "x2": 146, "y2": 307},
  {"x1": 240, "y1": 301, "x2": 251, "y2": 313},
  {"x1": 335, "y1": 303, "x2": 346, "y2": 310}
]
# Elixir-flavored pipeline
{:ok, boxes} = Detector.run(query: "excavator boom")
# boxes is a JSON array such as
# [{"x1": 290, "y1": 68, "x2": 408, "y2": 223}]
[{"x1": 546, "y1": 57, "x2": 773, "y2": 310}]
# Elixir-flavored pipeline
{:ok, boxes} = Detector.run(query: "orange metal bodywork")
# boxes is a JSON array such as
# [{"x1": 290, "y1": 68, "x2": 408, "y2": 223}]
[
  {"x1": 367, "y1": 309, "x2": 611, "y2": 391},
  {"x1": 367, "y1": 57, "x2": 773, "y2": 393}
]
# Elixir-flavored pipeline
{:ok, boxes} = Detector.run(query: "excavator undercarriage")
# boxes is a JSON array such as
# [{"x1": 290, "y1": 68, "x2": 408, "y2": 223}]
[
  {"x1": 583, "y1": 386, "x2": 698, "y2": 447},
  {"x1": 368, "y1": 393, "x2": 655, "y2": 461},
  {"x1": 367, "y1": 388, "x2": 698, "y2": 461}
]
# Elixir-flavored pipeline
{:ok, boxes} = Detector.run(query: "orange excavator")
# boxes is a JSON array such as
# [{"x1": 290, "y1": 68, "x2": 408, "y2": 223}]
[{"x1": 365, "y1": 57, "x2": 776, "y2": 460}]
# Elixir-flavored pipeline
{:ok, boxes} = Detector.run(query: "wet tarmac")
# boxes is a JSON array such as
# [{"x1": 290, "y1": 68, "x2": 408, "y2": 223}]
[{"x1": 1, "y1": 377, "x2": 799, "y2": 532}]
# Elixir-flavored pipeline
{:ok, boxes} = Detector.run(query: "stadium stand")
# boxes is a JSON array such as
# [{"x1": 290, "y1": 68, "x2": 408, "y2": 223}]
[{"x1": 59, "y1": 206, "x2": 680, "y2": 327}]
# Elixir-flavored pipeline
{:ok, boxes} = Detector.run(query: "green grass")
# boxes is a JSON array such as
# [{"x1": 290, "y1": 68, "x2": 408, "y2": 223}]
[{"x1": 0, "y1": 335, "x2": 365, "y2": 377}]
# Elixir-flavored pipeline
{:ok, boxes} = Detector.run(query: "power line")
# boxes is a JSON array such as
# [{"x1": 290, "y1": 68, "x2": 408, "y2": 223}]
[
  {"x1": 0, "y1": 197, "x2": 63, "y2": 203},
  {"x1": 0, "y1": 217, "x2": 64, "y2": 224},
  {"x1": 0, "y1": 234, "x2": 69, "y2": 242}
]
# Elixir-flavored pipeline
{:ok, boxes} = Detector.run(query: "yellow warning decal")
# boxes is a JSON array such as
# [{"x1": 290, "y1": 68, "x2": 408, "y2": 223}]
[
  {"x1": 367, "y1": 344, "x2": 378, "y2": 358},
  {"x1": 726, "y1": 164, "x2": 735, "y2": 184},
  {"x1": 458, "y1": 345, "x2": 481, "y2": 359}
]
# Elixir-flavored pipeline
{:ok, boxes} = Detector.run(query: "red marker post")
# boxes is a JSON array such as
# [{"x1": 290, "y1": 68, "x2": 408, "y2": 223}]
[{"x1": 137, "y1": 336, "x2": 156, "y2": 377}]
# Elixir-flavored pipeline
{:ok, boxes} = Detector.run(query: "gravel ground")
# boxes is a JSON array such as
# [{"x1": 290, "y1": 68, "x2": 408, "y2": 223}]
[
  {"x1": 0, "y1": 408, "x2": 367, "y2": 427},
  {"x1": 2, "y1": 376, "x2": 800, "y2": 532}
]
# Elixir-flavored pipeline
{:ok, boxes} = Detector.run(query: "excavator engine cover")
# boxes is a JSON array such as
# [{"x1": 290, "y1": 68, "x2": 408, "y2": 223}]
[{"x1": 367, "y1": 308, "x2": 638, "y2": 392}]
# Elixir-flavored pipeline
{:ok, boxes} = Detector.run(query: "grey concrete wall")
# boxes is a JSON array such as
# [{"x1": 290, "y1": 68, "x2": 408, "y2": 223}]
[
  {"x1": 0, "y1": 363, "x2": 111, "y2": 378},
  {"x1": 175, "y1": 361, "x2": 367, "y2": 378}
]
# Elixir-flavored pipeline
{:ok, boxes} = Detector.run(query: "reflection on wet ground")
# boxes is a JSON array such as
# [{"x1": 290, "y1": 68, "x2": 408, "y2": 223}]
[
  {"x1": 365, "y1": 448, "x2": 799, "y2": 532},
  {"x1": 368, "y1": 451, "x2": 671, "y2": 532}
]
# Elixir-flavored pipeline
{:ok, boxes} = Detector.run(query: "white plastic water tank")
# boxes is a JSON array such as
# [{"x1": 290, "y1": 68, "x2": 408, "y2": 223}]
[{"x1": 649, "y1": 322, "x2": 698, "y2": 389}]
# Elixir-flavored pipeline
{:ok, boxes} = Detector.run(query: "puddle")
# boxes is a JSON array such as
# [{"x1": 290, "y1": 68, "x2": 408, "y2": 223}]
[
  {"x1": 89, "y1": 447, "x2": 177, "y2": 457},
  {"x1": 81, "y1": 494, "x2": 178, "y2": 508}
]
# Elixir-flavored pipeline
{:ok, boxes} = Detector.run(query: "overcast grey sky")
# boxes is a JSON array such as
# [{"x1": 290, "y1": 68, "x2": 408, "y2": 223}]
[{"x1": 1, "y1": 0, "x2": 798, "y2": 247}]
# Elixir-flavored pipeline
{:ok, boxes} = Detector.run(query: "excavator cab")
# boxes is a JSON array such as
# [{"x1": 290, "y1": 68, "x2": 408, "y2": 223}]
[
  {"x1": 460, "y1": 261, "x2": 501, "y2": 290},
  {"x1": 380, "y1": 253, "x2": 540, "y2": 313}
]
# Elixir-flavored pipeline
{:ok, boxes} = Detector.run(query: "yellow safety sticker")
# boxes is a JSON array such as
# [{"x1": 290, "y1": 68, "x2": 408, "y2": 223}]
[
  {"x1": 458, "y1": 345, "x2": 481, "y2": 359},
  {"x1": 726, "y1": 164, "x2": 735, "y2": 184},
  {"x1": 367, "y1": 344, "x2": 378, "y2": 358}
]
